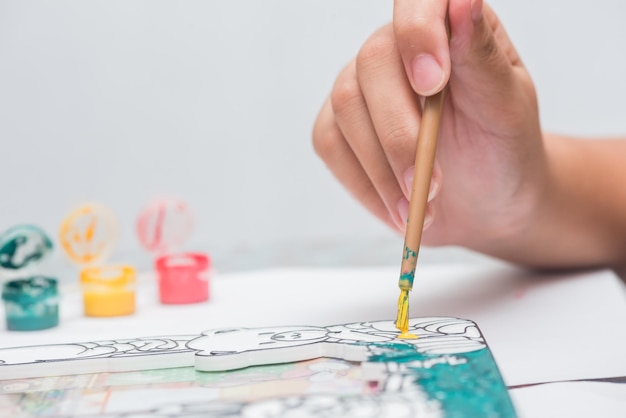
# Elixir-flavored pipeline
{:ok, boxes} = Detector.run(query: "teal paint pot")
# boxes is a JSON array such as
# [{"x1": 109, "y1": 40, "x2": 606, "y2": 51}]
[{"x1": 2, "y1": 276, "x2": 59, "y2": 331}]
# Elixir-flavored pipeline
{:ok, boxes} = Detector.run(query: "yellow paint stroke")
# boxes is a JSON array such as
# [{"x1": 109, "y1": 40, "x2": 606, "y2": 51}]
[{"x1": 395, "y1": 289, "x2": 417, "y2": 339}]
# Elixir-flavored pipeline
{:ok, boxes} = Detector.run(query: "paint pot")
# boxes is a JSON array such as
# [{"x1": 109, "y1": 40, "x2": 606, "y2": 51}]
[
  {"x1": 2, "y1": 277, "x2": 59, "y2": 331},
  {"x1": 155, "y1": 253, "x2": 210, "y2": 304},
  {"x1": 0, "y1": 225, "x2": 54, "y2": 271},
  {"x1": 80, "y1": 265, "x2": 136, "y2": 317}
]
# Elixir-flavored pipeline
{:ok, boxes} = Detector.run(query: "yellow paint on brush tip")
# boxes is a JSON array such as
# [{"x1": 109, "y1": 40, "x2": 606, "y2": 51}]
[{"x1": 395, "y1": 289, "x2": 418, "y2": 339}]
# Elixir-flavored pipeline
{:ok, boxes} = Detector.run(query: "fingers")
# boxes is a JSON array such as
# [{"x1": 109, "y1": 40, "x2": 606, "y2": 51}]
[
  {"x1": 312, "y1": 97, "x2": 400, "y2": 232},
  {"x1": 393, "y1": 0, "x2": 451, "y2": 96},
  {"x1": 314, "y1": 0, "x2": 536, "y2": 241},
  {"x1": 399, "y1": 200, "x2": 436, "y2": 232},
  {"x1": 392, "y1": 0, "x2": 520, "y2": 100},
  {"x1": 449, "y1": 0, "x2": 522, "y2": 70},
  {"x1": 355, "y1": 25, "x2": 422, "y2": 200},
  {"x1": 397, "y1": 160, "x2": 442, "y2": 231},
  {"x1": 447, "y1": 0, "x2": 531, "y2": 132},
  {"x1": 313, "y1": 26, "x2": 446, "y2": 233},
  {"x1": 448, "y1": 0, "x2": 513, "y2": 88},
  {"x1": 330, "y1": 60, "x2": 407, "y2": 229},
  {"x1": 354, "y1": 25, "x2": 443, "y2": 234}
]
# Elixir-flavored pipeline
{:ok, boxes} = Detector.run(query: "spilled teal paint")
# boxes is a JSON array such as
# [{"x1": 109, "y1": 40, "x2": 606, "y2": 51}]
[
  {"x1": 366, "y1": 341, "x2": 421, "y2": 363},
  {"x1": 367, "y1": 342, "x2": 516, "y2": 418}
]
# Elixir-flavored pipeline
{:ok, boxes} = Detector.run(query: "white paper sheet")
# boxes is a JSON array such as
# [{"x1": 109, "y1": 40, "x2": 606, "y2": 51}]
[
  {"x1": 1, "y1": 264, "x2": 625, "y2": 388},
  {"x1": 510, "y1": 381, "x2": 626, "y2": 418}
]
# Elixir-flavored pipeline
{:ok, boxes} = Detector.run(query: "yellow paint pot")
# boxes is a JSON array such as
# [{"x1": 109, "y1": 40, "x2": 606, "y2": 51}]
[{"x1": 80, "y1": 265, "x2": 136, "y2": 317}]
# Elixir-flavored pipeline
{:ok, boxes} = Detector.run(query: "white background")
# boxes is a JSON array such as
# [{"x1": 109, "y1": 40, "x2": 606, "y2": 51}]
[{"x1": 1, "y1": 0, "x2": 625, "y2": 269}]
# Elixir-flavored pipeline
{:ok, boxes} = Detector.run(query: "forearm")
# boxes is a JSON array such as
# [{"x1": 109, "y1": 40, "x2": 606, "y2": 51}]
[{"x1": 477, "y1": 134, "x2": 626, "y2": 270}]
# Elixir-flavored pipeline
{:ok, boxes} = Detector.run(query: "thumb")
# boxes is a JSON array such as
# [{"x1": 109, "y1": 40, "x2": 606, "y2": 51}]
[{"x1": 393, "y1": 0, "x2": 451, "y2": 97}]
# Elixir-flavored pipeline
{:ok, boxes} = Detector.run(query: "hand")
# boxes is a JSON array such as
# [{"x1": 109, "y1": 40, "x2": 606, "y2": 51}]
[{"x1": 312, "y1": 0, "x2": 547, "y2": 254}]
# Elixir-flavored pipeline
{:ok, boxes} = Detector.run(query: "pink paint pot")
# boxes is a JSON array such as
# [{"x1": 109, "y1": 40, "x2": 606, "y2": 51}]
[{"x1": 155, "y1": 252, "x2": 210, "y2": 304}]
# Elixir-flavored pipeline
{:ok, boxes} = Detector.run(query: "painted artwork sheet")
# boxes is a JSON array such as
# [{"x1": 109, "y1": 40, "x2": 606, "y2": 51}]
[{"x1": 0, "y1": 317, "x2": 516, "y2": 417}]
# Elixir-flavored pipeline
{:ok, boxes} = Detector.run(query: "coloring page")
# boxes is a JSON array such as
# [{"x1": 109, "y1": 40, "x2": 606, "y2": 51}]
[{"x1": 0, "y1": 317, "x2": 516, "y2": 417}]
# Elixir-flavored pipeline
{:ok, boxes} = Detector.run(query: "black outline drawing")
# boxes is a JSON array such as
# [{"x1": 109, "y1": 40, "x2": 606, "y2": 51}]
[
  {"x1": 0, "y1": 317, "x2": 485, "y2": 380},
  {"x1": 0, "y1": 317, "x2": 517, "y2": 417}
]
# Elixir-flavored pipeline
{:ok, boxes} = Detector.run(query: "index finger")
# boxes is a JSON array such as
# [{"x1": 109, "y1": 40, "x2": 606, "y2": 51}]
[{"x1": 393, "y1": 0, "x2": 450, "y2": 96}]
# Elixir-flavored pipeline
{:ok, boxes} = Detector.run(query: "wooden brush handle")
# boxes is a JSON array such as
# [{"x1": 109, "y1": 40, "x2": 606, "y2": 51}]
[{"x1": 398, "y1": 89, "x2": 446, "y2": 290}]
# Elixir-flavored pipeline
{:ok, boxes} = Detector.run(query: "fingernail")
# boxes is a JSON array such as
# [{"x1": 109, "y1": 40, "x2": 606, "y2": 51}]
[
  {"x1": 470, "y1": 0, "x2": 483, "y2": 23},
  {"x1": 428, "y1": 176, "x2": 440, "y2": 202},
  {"x1": 403, "y1": 166, "x2": 414, "y2": 198},
  {"x1": 411, "y1": 54, "x2": 445, "y2": 96},
  {"x1": 429, "y1": 160, "x2": 442, "y2": 202},
  {"x1": 396, "y1": 198, "x2": 409, "y2": 230},
  {"x1": 423, "y1": 205, "x2": 434, "y2": 229},
  {"x1": 403, "y1": 165, "x2": 440, "y2": 202}
]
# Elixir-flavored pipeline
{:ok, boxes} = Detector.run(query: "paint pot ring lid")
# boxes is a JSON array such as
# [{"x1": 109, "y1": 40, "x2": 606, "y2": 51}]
[
  {"x1": 59, "y1": 203, "x2": 119, "y2": 266},
  {"x1": 80, "y1": 265, "x2": 136, "y2": 287},
  {"x1": 0, "y1": 225, "x2": 54, "y2": 272},
  {"x1": 2, "y1": 276, "x2": 58, "y2": 303},
  {"x1": 155, "y1": 252, "x2": 210, "y2": 273},
  {"x1": 136, "y1": 197, "x2": 194, "y2": 254}
]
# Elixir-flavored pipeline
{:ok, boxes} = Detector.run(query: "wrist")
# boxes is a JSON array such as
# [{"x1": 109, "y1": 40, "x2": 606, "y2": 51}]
[{"x1": 471, "y1": 133, "x2": 622, "y2": 269}]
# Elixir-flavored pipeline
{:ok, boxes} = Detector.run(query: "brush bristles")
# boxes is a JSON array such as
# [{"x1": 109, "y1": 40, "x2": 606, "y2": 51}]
[{"x1": 395, "y1": 289, "x2": 410, "y2": 331}]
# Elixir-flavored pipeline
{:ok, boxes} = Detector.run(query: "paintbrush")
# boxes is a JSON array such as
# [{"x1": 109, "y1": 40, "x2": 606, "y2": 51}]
[
  {"x1": 395, "y1": 74, "x2": 448, "y2": 339},
  {"x1": 395, "y1": 14, "x2": 451, "y2": 339}
]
